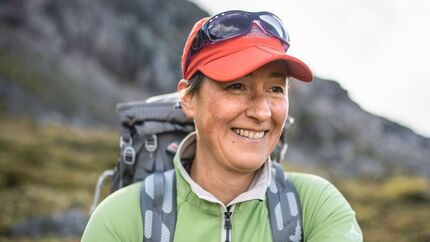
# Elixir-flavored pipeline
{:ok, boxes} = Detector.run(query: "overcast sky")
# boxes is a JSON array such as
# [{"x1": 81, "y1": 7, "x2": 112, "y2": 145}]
[{"x1": 189, "y1": 0, "x2": 430, "y2": 138}]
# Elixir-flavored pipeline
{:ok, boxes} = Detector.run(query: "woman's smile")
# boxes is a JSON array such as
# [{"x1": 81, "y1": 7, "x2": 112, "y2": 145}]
[{"x1": 231, "y1": 128, "x2": 267, "y2": 140}]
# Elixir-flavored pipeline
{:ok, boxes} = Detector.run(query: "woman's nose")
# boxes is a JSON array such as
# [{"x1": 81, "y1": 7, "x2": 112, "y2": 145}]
[{"x1": 245, "y1": 95, "x2": 272, "y2": 122}]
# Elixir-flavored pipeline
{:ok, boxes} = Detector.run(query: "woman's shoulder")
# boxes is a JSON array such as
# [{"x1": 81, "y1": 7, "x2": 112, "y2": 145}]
[
  {"x1": 95, "y1": 181, "x2": 141, "y2": 214},
  {"x1": 82, "y1": 182, "x2": 143, "y2": 242},
  {"x1": 285, "y1": 172, "x2": 357, "y2": 223},
  {"x1": 285, "y1": 172, "x2": 348, "y2": 208},
  {"x1": 285, "y1": 172, "x2": 332, "y2": 191},
  {"x1": 285, "y1": 172, "x2": 362, "y2": 241}
]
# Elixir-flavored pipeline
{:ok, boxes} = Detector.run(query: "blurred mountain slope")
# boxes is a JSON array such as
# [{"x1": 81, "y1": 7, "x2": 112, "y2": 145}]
[
  {"x1": 288, "y1": 78, "x2": 430, "y2": 178},
  {"x1": 0, "y1": 0, "x2": 207, "y2": 125}
]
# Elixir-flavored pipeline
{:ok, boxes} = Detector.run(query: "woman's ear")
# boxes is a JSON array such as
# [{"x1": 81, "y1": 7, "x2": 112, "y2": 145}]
[{"x1": 178, "y1": 79, "x2": 195, "y2": 118}]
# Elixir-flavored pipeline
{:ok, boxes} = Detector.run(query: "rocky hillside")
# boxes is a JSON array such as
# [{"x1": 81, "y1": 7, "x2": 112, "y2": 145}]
[
  {"x1": 0, "y1": 0, "x2": 429, "y2": 178},
  {"x1": 288, "y1": 78, "x2": 430, "y2": 178},
  {"x1": 0, "y1": 0, "x2": 206, "y2": 125}
]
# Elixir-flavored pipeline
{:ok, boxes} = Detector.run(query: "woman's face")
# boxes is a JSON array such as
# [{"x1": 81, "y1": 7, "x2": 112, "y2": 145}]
[{"x1": 181, "y1": 61, "x2": 289, "y2": 174}]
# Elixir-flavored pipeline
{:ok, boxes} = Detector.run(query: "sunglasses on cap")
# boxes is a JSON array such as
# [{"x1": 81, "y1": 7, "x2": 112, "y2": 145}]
[
  {"x1": 191, "y1": 10, "x2": 290, "y2": 54},
  {"x1": 184, "y1": 10, "x2": 291, "y2": 75}
]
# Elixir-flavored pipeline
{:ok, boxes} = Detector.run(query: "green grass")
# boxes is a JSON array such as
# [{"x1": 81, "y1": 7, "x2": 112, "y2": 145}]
[
  {"x1": 339, "y1": 177, "x2": 430, "y2": 242},
  {"x1": 0, "y1": 115, "x2": 118, "y2": 241},
  {"x1": 0, "y1": 115, "x2": 429, "y2": 241}
]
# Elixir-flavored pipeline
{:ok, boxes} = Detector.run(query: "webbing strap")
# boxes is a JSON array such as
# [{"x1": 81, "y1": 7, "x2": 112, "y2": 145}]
[
  {"x1": 141, "y1": 170, "x2": 177, "y2": 242},
  {"x1": 266, "y1": 163, "x2": 303, "y2": 242},
  {"x1": 119, "y1": 127, "x2": 133, "y2": 188}
]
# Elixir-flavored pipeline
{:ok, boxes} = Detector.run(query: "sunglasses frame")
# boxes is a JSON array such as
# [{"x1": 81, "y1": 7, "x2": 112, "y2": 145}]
[{"x1": 202, "y1": 10, "x2": 289, "y2": 44}]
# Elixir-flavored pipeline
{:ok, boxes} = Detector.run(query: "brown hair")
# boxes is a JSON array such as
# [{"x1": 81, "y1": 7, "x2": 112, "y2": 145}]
[{"x1": 184, "y1": 71, "x2": 205, "y2": 96}]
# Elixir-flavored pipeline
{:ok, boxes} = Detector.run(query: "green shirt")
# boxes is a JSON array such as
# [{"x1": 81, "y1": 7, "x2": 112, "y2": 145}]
[{"x1": 82, "y1": 134, "x2": 362, "y2": 242}]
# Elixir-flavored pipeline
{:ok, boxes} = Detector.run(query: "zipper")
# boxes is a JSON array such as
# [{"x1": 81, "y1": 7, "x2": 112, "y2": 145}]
[{"x1": 224, "y1": 205, "x2": 233, "y2": 242}]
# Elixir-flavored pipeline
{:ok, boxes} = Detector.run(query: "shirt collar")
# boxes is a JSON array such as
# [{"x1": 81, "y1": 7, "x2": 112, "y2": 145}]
[{"x1": 175, "y1": 132, "x2": 271, "y2": 207}]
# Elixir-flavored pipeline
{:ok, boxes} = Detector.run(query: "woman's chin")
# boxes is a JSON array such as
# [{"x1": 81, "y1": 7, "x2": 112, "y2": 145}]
[{"x1": 228, "y1": 156, "x2": 268, "y2": 173}]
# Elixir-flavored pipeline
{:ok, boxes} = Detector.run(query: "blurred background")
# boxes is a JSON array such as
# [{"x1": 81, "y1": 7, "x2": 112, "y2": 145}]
[{"x1": 0, "y1": 0, "x2": 429, "y2": 241}]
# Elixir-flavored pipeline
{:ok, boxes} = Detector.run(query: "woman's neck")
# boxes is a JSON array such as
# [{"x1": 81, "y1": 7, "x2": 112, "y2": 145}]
[{"x1": 189, "y1": 156, "x2": 258, "y2": 205}]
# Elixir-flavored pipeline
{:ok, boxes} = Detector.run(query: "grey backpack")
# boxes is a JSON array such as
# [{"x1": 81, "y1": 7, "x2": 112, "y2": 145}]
[{"x1": 90, "y1": 93, "x2": 303, "y2": 242}]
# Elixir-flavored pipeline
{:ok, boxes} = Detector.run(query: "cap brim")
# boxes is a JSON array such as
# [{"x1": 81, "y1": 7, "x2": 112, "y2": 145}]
[{"x1": 199, "y1": 45, "x2": 313, "y2": 82}]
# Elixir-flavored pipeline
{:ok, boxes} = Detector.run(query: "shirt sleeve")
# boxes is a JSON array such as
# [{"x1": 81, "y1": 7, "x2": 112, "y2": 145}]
[
  {"x1": 81, "y1": 183, "x2": 143, "y2": 242},
  {"x1": 290, "y1": 173, "x2": 363, "y2": 242}
]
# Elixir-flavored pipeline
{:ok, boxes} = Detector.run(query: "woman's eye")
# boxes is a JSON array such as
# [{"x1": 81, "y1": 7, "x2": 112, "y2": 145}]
[
  {"x1": 226, "y1": 83, "x2": 245, "y2": 90},
  {"x1": 271, "y1": 86, "x2": 285, "y2": 93}
]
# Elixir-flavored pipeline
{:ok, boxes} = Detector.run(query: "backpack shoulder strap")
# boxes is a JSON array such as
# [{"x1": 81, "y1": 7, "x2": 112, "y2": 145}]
[
  {"x1": 266, "y1": 163, "x2": 303, "y2": 242},
  {"x1": 139, "y1": 163, "x2": 302, "y2": 242},
  {"x1": 140, "y1": 169, "x2": 177, "y2": 242}
]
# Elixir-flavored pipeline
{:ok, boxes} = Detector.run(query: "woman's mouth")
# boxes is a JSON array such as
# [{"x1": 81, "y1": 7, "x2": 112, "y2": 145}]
[{"x1": 232, "y1": 128, "x2": 266, "y2": 140}]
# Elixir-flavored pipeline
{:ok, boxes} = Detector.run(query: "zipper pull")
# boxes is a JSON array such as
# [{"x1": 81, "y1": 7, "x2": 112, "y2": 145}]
[{"x1": 224, "y1": 206, "x2": 232, "y2": 242}]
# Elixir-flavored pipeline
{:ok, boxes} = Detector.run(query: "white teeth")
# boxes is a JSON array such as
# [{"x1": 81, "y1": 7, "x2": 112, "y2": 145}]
[{"x1": 233, "y1": 128, "x2": 265, "y2": 140}]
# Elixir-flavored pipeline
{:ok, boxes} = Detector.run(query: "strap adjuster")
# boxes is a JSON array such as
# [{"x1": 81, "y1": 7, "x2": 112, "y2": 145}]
[
  {"x1": 123, "y1": 146, "x2": 136, "y2": 165},
  {"x1": 120, "y1": 135, "x2": 135, "y2": 165},
  {"x1": 145, "y1": 134, "x2": 157, "y2": 152}
]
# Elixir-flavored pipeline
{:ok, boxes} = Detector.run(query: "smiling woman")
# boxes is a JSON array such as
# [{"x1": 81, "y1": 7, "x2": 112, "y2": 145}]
[
  {"x1": 179, "y1": 62, "x2": 289, "y2": 204},
  {"x1": 82, "y1": 10, "x2": 362, "y2": 242}
]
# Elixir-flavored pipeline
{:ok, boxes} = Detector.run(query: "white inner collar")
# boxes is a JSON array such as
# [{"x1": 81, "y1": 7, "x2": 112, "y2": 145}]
[{"x1": 176, "y1": 132, "x2": 271, "y2": 208}]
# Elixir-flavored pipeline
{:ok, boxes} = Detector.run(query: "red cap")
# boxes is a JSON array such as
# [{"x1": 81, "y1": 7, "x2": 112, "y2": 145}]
[{"x1": 181, "y1": 17, "x2": 313, "y2": 82}]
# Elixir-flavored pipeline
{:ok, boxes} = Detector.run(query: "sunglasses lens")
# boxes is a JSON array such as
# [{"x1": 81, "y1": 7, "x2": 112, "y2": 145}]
[
  {"x1": 191, "y1": 30, "x2": 204, "y2": 51},
  {"x1": 259, "y1": 14, "x2": 289, "y2": 44},
  {"x1": 207, "y1": 13, "x2": 251, "y2": 40}
]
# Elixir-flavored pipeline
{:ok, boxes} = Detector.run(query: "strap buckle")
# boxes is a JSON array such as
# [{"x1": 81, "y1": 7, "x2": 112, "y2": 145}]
[
  {"x1": 120, "y1": 136, "x2": 135, "y2": 165},
  {"x1": 123, "y1": 146, "x2": 136, "y2": 165},
  {"x1": 145, "y1": 134, "x2": 157, "y2": 152}
]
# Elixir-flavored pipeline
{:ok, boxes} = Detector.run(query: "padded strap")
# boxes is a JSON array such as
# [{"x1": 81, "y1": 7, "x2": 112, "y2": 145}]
[
  {"x1": 141, "y1": 170, "x2": 177, "y2": 242},
  {"x1": 266, "y1": 163, "x2": 303, "y2": 242}
]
